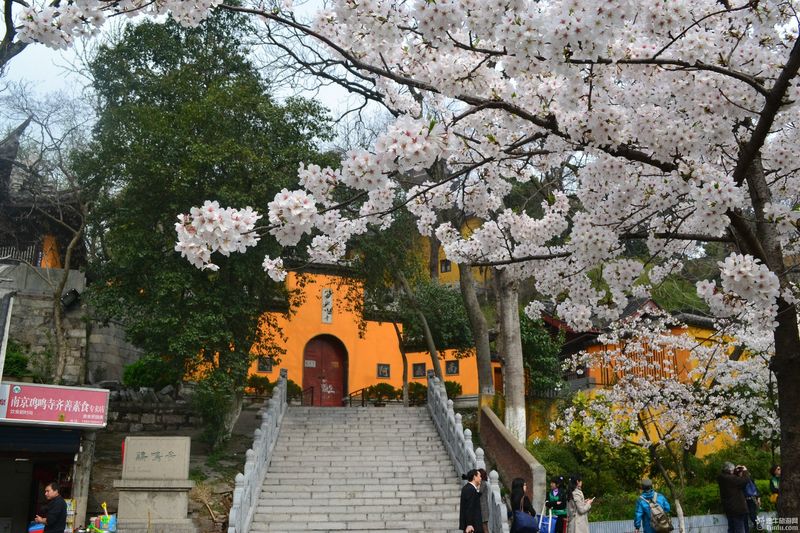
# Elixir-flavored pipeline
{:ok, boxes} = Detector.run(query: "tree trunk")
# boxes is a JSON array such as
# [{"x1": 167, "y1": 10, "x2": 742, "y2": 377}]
[
  {"x1": 52, "y1": 298, "x2": 68, "y2": 384},
  {"x1": 739, "y1": 154, "x2": 799, "y2": 517},
  {"x1": 429, "y1": 232, "x2": 440, "y2": 281},
  {"x1": 772, "y1": 311, "x2": 800, "y2": 518},
  {"x1": 51, "y1": 220, "x2": 84, "y2": 385},
  {"x1": 220, "y1": 389, "x2": 244, "y2": 446},
  {"x1": 392, "y1": 322, "x2": 410, "y2": 406},
  {"x1": 675, "y1": 499, "x2": 685, "y2": 533},
  {"x1": 72, "y1": 430, "x2": 96, "y2": 528},
  {"x1": 395, "y1": 270, "x2": 443, "y2": 378},
  {"x1": 494, "y1": 267, "x2": 526, "y2": 442},
  {"x1": 459, "y1": 264, "x2": 494, "y2": 394}
]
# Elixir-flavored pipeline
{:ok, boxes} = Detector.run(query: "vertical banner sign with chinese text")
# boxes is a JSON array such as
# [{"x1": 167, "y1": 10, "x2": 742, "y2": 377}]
[{"x1": 0, "y1": 382, "x2": 110, "y2": 428}]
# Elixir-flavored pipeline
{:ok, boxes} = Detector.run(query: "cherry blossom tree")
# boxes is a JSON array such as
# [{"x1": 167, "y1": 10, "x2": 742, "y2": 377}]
[
  {"x1": 558, "y1": 310, "x2": 777, "y2": 507},
  {"x1": 15, "y1": 0, "x2": 800, "y2": 515}
]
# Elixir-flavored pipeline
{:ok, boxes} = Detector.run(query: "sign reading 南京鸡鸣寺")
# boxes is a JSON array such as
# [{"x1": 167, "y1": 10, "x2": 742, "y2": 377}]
[{"x1": 0, "y1": 382, "x2": 110, "y2": 428}]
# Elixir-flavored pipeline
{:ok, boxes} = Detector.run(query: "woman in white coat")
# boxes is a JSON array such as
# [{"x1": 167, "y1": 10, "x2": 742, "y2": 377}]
[{"x1": 566, "y1": 474, "x2": 594, "y2": 533}]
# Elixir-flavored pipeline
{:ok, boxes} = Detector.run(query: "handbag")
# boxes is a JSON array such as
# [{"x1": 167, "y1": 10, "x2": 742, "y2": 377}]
[
  {"x1": 512, "y1": 497, "x2": 539, "y2": 533},
  {"x1": 539, "y1": 507, "x2": 558, "y2": 533}
]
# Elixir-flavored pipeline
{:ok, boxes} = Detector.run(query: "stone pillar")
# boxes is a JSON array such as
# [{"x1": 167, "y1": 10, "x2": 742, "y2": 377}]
[{"x1": 113, "y1": 436, "x2": 196, "y2": 533}]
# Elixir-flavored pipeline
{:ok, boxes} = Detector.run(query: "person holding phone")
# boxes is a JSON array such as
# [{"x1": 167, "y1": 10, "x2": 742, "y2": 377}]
[{"x1": 566, "y1": 474, "x2": 594, "y2": 533}]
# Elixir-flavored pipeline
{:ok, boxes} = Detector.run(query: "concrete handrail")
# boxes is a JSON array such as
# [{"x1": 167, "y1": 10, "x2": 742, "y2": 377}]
[
  {"x1": 427, "y1": 374, "x2": 510, "y2": 533},
  {"x1": 480, "y1": 405, "x2": 547, "y2": 512},
  {"x1": 228, "y1": 369, "x2": 288, "y2": 533}
]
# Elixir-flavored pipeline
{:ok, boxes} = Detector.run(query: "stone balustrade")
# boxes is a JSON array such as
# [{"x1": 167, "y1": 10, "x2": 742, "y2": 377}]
[
  {"x1": 427, "y1": 374, "x2": 510, "y2": 533},
  {"x1": 228, "y1": 369, "x2": 288, "y2": 533}
]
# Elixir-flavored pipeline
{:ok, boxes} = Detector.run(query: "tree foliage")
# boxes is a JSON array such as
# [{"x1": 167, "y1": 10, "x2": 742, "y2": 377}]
[
  {"x1": 82, "y1": 15, "x2": 331, "y2": 412},
  {"x1": 519, "y1": 315, "x2": 564, "y2": 395}
]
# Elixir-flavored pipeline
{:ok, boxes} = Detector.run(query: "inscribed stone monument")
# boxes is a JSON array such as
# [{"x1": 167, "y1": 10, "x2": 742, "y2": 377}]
[{"x1": 114, "y1": 436, "x2": 196, "y2": 533}]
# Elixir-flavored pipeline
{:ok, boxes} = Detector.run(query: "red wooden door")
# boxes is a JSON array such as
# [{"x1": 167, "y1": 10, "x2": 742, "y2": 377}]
[{"x1": 302, "y1": 337, "x2": 346, "y2": 406}]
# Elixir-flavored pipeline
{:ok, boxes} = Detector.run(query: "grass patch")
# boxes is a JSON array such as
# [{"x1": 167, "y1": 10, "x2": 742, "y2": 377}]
[{"x1": 189, "y1": 467, "x2": 208, "y2": 482}]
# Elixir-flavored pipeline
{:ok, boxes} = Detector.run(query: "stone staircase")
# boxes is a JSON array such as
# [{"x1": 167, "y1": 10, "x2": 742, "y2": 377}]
[{"x1": 250, "y1": 406, "x2": 463, "y2": 532}]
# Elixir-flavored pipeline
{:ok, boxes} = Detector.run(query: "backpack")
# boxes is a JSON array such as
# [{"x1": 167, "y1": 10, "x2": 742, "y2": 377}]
[
  {"x1": 641, "y1": 492, "x2": 673, "y2": 533},
  {"x1": 744, "y1": 479, "x2": 759, "y2": 498}
]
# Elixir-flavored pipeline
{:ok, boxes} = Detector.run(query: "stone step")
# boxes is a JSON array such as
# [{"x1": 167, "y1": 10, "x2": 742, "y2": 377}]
[
  {"x1": 250, "y1": 406, "x2": 462, "y2": 532},
  {"x1": 258, "y1": 494, "x2": 459, "y2": 502}
]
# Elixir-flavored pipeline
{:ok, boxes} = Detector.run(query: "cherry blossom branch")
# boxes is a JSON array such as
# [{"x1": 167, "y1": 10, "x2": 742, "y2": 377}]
[
  {"x1": 732, "y1": 36, "x2": 800, "y2": 189},
  {"x1": 650, "y1": 1, "x2": 757, "y2": 60},
  {"x1": 0, "y1": 0, "x2": 27, "y2": 67},
  {"x1": 226, "y1": 5, "x2": 687, "y2": 176},
  {"x1": 566, "y1": 57, "x2": 769, "y2": 98}
]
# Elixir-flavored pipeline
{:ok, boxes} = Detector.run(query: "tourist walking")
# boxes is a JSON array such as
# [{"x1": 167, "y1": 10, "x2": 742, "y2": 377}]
[
  {"x1": 634, "y1": 479, "x2": 671, "y2": 533},
  {"x1": 509, "y1": 477, "x2": 536, "y2": 533},
  {"x1": 566, "y1": 475, "x2": 593, "y2": 533},
  {"x1": 460, "y1": 469, "x2": 484, "y2": 533},
  {"x1": 478, "y1": 468, "x2": 490, "y2": 533},
  {"x1": 718, "y1": 462, "x2": 749, "y2": 533}
]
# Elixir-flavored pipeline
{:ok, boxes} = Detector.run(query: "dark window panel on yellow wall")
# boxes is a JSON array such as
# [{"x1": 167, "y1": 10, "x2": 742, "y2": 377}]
[
  {"x1": 257, "y1": 356, "x2": 273, "y2": 373},
  {"x1": 445, "y1": 360, "x2": 459, "y2": 376}
]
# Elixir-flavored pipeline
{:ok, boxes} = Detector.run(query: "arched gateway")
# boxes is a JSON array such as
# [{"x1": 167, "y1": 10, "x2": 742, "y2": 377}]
[{"x1": 301, "y1": 335, "x2": 348, "y2": 406}]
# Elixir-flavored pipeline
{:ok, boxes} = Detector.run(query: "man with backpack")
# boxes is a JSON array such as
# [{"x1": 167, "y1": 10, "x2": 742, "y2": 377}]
[{"x1": 634, "y1": 479, "x2": 673, "y2": 533}]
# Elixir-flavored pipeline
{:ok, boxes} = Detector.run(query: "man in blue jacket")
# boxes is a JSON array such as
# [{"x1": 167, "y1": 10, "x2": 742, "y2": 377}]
[{"x1": 634, "y1": 479, "x2": 671, "y2": 533}]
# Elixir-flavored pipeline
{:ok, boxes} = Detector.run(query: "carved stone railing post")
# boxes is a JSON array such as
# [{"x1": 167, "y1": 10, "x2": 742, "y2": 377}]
[
  {"x1": 227, "y1": 369, "x2": 289, "y2": 533},
  {"x1": 427, "y1": 373, "x2": 509, "y2": 533}
]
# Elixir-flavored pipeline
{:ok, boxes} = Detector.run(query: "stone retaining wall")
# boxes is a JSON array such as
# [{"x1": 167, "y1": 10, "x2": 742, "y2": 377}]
[
  {"x1": 86, "y1": 321, "x2": 142, "y2": 384},
  {"x1": 6, "y1": 264, "x2": 142, "y2": 385},
  {"x1": 108, "y1": 390, "x2": 200, "y2": 432},
  {"x1": 10, "y1": 291, "x2": 85, "y2": 383}
]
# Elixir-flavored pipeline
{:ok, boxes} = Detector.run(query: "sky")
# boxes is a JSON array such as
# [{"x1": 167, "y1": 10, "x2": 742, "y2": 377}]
[
  {"x1": 5, "y1": 43, "x2": 88, "y2": 97},
  {"x1": 2, "y1": 2, "x2": 363, "y2": 125}
]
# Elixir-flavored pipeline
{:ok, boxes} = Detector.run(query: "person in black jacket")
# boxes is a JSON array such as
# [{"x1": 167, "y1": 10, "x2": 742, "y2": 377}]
[
  {"x1": 460, "y1": 469, "x2": 484, "y2": 533},
  {"x1": 34, "y1": 481, "x2": 67, "y2": 533},
  {"x1": 718, "y1": 462, "x2": 749, "y2": 533},
  {"x1": 510, "y1": 477, "x2": 536, "y2": 533}
]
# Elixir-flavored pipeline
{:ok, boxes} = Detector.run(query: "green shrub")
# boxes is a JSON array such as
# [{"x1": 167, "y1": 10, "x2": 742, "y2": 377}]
[
  {"x1": 756, "y1": 479, "x2": 776, "y2": 511},
  {"x1": 589, "y1": 491, "x2": 639, "y2": 521},
  {"x1": 369, "y1": 383, "x2": 398, "y2": 402},
  {"x1": 527, "y1": 440, "x2": 581, "y2": 480},
  {"x1": 701, "y1": 442, "x2": 775, "y2": 481},
  {"x1": 681, "y1": 483, "x2": 725, "y2": 514},
  {"x1": 286, "y1": 379, "x2": 303, "y2": 401},
  {"x1": 444, "y1": 380, "x2": 462, "y2": 398},
  {"x1": 3, "y1": 339, "x2": 30, "y2": 377},
  {"x1": 588, "y1": 481, "x2": 774, "y2": 520},
  {"x1": 408, "y1": 382, "x2": 427, "y2": 405},
  {"x1": 192, "y1": 370, "x2": 237, "y2": 447},
  {"x1": 246, "y1": 375, "x2": 272, "y2": 396},
  {"x1": 123, "y1": 354, "x2": 180, "y2": 390}
]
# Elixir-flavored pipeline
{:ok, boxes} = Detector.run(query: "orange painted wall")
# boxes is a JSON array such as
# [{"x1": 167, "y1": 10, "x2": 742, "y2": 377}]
[
  {"x1": 419, "y1": 217, "x2": 491, "y2": 285},
  {"x1": 40, "y1": 234, "x2": 61, "y2": 268},
  {"x1": 573, "y1": 324, "x2": 735, "y2": 457},
  {"x1": 248, "y1": 272, "x2": 489, "y2": 397},
  {"x1": 583, "y1": 325, "x2": 695, "y2": 387}
]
